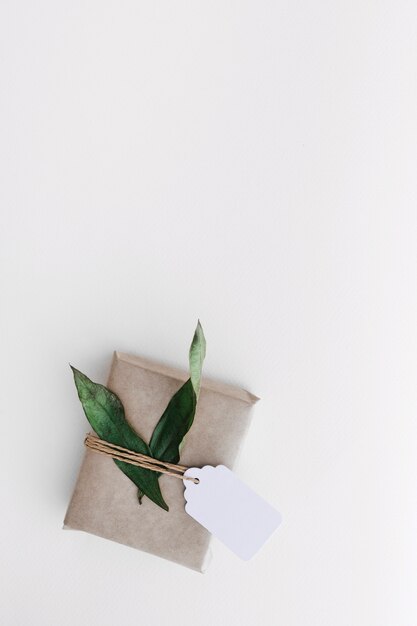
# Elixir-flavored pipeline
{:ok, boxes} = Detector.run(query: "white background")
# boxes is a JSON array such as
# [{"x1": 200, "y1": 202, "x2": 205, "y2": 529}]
[{"x1": 1, "y1": 2, "x2": 416, "y2": 625}]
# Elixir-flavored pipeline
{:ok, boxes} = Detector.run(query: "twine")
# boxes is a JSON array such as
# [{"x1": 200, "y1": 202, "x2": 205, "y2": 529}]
[{"x1": 84, "y1": 433, "x2": 199, "y2": 483}]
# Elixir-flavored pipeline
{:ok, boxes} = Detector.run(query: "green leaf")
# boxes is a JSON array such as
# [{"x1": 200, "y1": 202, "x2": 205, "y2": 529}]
[
  {"x1": 149, "y1": 378, "x2": 197, "y2": 465},
  {"x1": 71, "y1": 366, "x2": 169, "y2": 511},
  {"x1": 149, "y1": 320, "x2": 206, "y2": 466},
  {"x1": 189, "y1": 319, "x2": 206, "y2": 398}
]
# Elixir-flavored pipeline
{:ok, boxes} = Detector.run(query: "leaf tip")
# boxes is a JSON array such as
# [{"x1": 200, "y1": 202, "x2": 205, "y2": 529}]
[
  {"x1": 194, "y1": 319, "x2": 206, "y2": 346},
  {"x1": 70, "y1": 365, "x2": 85, "y2": 388}
]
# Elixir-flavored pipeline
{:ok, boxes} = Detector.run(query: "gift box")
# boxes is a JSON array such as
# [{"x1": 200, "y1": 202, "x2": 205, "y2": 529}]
[{"x1": 64, "y1": 351, "x2": 260, "y2": 572}]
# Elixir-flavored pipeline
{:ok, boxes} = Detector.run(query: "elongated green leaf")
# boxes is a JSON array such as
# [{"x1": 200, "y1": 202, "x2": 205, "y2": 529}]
[
  {"x1": 71, "y1": 366, "x2": 168, "y2": 511},
  {"x1": 137, "y1": 379, "x2": 197, "y2": 505},
  {"x1": 138, "y1": 378, "x2": 197, "y2": 502},
  {"x1": 189, "y1": 319, "x2": 206, "y2": 398},
  {"x1": 149, "y1": 378, "x2": 196, "y2": 464},
  {"x1": 149, "y1": 320, "x2": 206, "y2": 466}
]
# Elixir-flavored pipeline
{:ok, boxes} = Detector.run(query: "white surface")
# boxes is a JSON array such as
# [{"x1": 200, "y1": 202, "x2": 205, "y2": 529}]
[
  {"x1": 183, "y1": 465, "x2": 282, "y2": 560},
  {"x1": 1, "y1": 1, "x2": 416, "y2": 625}
]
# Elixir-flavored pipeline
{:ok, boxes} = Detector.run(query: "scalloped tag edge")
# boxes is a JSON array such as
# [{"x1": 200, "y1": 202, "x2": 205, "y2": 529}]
[{"x1": 183, "y1": 465, "x2": 282, "y2": 560}]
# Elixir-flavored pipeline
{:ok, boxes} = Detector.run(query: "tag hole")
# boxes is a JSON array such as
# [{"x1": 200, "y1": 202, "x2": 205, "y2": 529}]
[{"x1": 194, "y1": 478, "x2": 200, "y2": 484}]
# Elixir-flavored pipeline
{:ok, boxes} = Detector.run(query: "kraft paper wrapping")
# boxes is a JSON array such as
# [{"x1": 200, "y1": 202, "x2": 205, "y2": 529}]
[{"x1": 64, "y1": 351, "x2": 260, "y2": 572}]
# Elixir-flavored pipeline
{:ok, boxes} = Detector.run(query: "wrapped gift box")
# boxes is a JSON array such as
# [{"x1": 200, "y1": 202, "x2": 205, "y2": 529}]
[{"x1": 64, "y1": 351, "x2": 260, "y2": 572}]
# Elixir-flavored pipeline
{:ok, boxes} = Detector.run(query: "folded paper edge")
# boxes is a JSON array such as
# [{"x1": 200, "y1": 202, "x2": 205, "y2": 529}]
[
  {"x1": 113, "y1": 351, "x2": 260, "y2": 406},
  {"x1": 62, "y1": 523, "x2": 211, "y2": 573}
]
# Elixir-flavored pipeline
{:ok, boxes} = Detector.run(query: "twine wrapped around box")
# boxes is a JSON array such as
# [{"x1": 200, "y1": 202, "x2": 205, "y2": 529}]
[{"x1": 84, "y1": 433, "x2": 199, "y2": 482}]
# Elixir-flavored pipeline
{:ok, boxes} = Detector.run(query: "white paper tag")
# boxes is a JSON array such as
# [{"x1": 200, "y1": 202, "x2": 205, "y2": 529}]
[{"x1": 183, "y1": 465, "x2": 282, "y2": 560}]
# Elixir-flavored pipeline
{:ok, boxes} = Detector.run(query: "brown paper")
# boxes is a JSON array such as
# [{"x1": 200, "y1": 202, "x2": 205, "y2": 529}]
[{"x1": 64, "y1": 351, "x2": 260, "y2": 572}]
